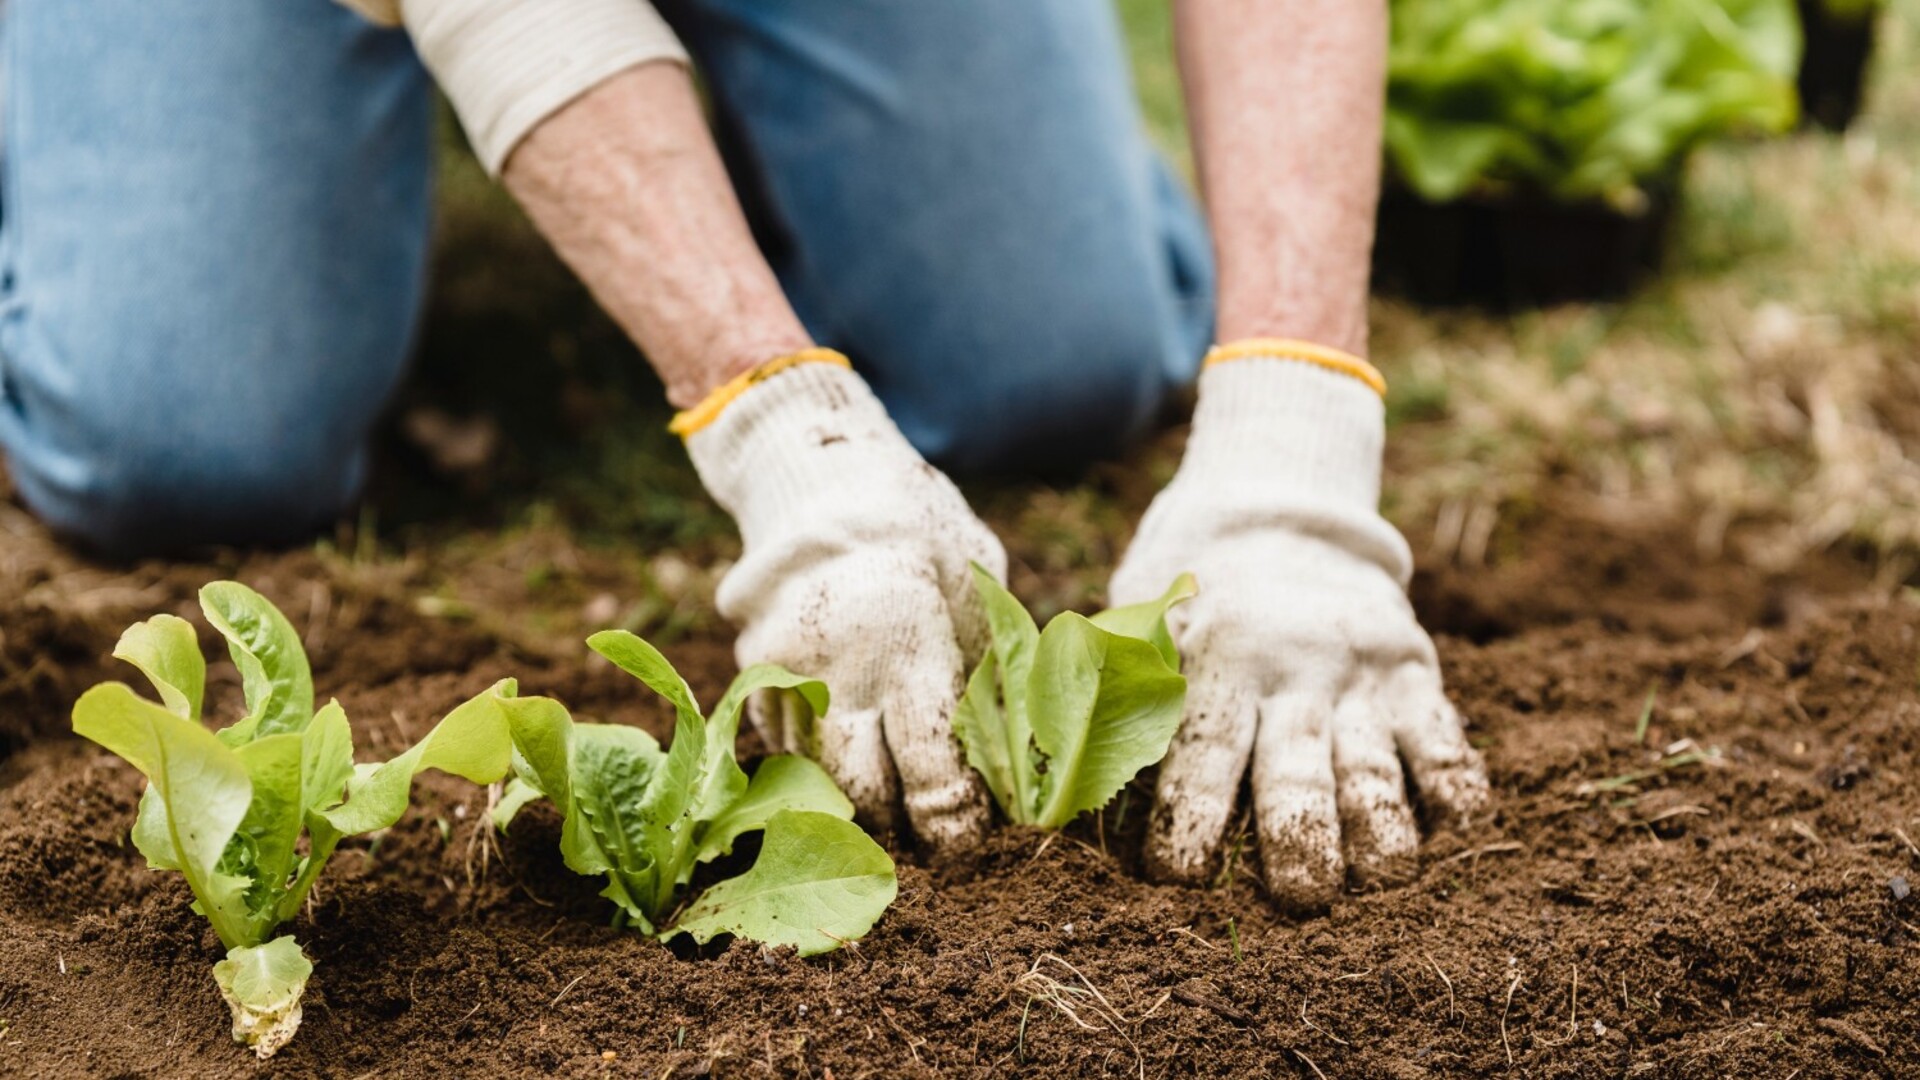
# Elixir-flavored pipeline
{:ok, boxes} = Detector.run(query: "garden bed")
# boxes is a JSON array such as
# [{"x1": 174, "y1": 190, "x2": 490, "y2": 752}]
[{"x1": 1, "y1": 494, "x2": 1914, "y2": 1078}]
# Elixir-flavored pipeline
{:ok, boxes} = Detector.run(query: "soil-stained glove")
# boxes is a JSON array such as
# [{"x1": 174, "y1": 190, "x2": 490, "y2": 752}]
[
  {"x1": 679, "y1": 351, "x2": 1001, "y2": 850},
  {"x1": 1110, "y1": 341, "x2": 1489, "y2": 911}
]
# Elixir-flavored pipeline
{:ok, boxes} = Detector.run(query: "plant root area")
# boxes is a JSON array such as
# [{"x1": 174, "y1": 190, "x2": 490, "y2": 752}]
[{"x1": 1, "y1": 497, "x2": 1916, "y2": 1079}]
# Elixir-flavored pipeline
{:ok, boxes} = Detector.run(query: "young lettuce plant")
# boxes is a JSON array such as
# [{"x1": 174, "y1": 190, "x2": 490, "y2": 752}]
[
  {"x1": 71, "y1": 583, "x2": 517, "y2": 1058},
  {"x1": 953, "y1": 566, "x2": 1195, "y2": 829},
  {"x1": 491, "y1": 630, "x2": 896, "y2": 955}
]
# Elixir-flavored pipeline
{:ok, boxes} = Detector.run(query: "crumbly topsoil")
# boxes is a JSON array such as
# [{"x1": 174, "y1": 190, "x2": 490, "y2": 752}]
[{"x1": 1, "y1": 499, "x2": 1915, "y2": 1079}]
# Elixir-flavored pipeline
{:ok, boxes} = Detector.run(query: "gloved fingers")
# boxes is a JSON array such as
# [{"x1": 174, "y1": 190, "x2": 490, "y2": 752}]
[
  {"x1": 1329, "y1": 690, "x2": 1420, "y2": 889},
  {"x1": 877, "y1": 611, "x2": 990, "y2": 852},
  {"x1": 1250, "y1": 684, "x2": 1343, "y2": 913},
  {"x1": 745, "y1": 686, "x2": 821, "y2": 758},
  {"x1": 1106, "y1": 549, "x2": 1173, "y2": 610},
  {"x1": 807, "y1": 675, "x2": 904, "y2": 834},
  {"x1": 940, "y1": 519, "x2": 1007, "y2": 669},
  {"x1": 1144, "y1": 662, "x2": 1259, "y2": 884},
  {"x1": 1383, "y1": 661, "x2": 1490, "y2": 829}
]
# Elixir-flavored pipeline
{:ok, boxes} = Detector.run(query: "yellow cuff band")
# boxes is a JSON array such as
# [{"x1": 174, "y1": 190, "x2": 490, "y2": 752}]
[
  {"x1": 668, "y1": 347, "x2": 853, "y2": 438},
  {"x1": 1203, "y1": 337, "x2": 1386, "y2": 397}
]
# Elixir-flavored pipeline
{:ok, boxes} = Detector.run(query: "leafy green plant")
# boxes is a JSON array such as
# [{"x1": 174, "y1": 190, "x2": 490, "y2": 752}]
[
  {"x1": 490, "y1": 631, "x2": 896, "y2": 955},
  {"x1": 72, "y1": 583, "x2": 517, "y2": 1057},
  {"x1": 1385, "y1": 0, "x2": 1802, "y2": 206},
  {"x1": 952, "y1": 567, "x2": 1194, "y2": 829}
]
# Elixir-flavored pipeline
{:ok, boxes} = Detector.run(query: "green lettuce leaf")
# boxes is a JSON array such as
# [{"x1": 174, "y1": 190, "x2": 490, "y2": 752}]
[
  {"x1": 78, "y1": 582, "x2": 540, "y2": 1058},
  {"x1": 1385, "y1": 0, "x2": 1801, "y2": 203},
  {"x1": 492, "y1": 776, "x2": 547, "y2": 830},
  {"x1": 495, "y1": 635, "x2": 892, "y2": 951},
  {"x1": 1028, "y1": 617, "x2": 1188, "y2": 829},
  {"x1": 1088, "y1": 572, "x2": 1197, "y2": 672},
  {"x1": 199, "y1": 582, "x2": 313, "y2": 743},
  {"x1": 321, "y1": 679, "x2": 517, "y2": 836},
  {"x1": 299, "y1": 701, "x2": 355, "y2": 819},
  {"x1": 262, "y1": 701, "x2": 357, "y2": 927},
  {"x1": 952, "y1": 566, "x2": 1040, "y2": 820},
  {"x1": 572, "y1": 723, "x2": 668, "y2": 927},
  {"x1": 492, "y1": 693, "x2": 660, "y2": 928},
  {"x1": 73, "y1": 683, "x2": 254, "y2": 948},
  {"x1": 231, "y1": 732, "x2": 306, "y2": 918},
  {"x1": 112, "y1": 613, "x2": 205, "y2": 721},
  {"x1": 700, "y1": 664, "x2": 830, "y2": 823},
  {"x1": 697, "y1": 754, "x2": 854, "y2": 864},
  {"x1": 954, "y1": 569, "x2": 1192, "y2": 828},
  {"x1": 670, "y1": 809, "x2": 897, "y2": 957},
  {"x1": 953, "y1": 652, "x2": 1018, "y2": 817},
  {"x1": 587, "y1": 630, "x2": 702, "y2": 727},
  {"x1": 212, "y1": 936, "x2": 312, "y2": 1059}
]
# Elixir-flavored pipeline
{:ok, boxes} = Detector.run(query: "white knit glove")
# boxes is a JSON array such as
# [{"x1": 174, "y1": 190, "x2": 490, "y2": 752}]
[
  {"x1": 683, "y1": 356, "x2": 1000, "y2": 850},
  {"x1": 1110, "y1": 349, "x2": 1489, "y2": 910}
]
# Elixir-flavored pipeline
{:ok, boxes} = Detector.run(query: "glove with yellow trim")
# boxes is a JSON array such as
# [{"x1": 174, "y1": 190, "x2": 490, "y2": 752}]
[
  {"x1": 1109, "y1": 340, "x2": 1489, "y2": 911},
  {"x1": 679, "y1": 350, "x2": 999, "y2": 850}
]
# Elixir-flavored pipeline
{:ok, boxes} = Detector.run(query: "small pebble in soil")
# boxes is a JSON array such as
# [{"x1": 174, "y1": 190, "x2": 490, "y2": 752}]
[
  {"x1": 1892, "y1": 876, "x2": 1910, "y2": 902},
  {"x1": 601, "y1": 1050, "x2": 617, "y2": 1061}
]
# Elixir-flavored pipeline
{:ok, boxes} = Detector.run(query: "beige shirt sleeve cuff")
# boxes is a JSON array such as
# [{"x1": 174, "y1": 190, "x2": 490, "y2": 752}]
[{"x1": 391, "y1": 0, "x2": 689, "y2": 176}]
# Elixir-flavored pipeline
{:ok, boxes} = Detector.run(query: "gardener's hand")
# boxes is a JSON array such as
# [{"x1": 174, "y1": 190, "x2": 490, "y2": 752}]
[
  {"x1": 681, "y1": 351, "x2": 999, "y2": 850},
  {"x1": 1110, "y1": 345, "x2": 1489, "y2": 911}
]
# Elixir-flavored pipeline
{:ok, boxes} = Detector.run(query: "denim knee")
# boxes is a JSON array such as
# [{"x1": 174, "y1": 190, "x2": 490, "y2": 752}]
[
  {"x1": 879, "y1": 293, "x2": 1188, "y2": 476},
  {"x1": 0, "y1": 0, "x2": 433, "y2": 557},
  {"x1": 19, "y1": 447, "x2": 366, "y2": 562},
  {"x1": 2, "y1": 332, "x2": 376, "y2": 559}
]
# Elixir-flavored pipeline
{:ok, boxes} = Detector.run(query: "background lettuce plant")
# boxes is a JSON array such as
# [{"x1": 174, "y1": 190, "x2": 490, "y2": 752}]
[
  {"x1": 72, "y1": 583, "x2": 517, "y2": 1057},
  {"x1": 1385, "y1": 0, "x2": 1801, "y2": 206},
  {"x1": 491, "y1": 631, "x2": 896, "y2": 955},
  {"x1": 953, "y1": 567, "x2": 1194, "y2": 829}
]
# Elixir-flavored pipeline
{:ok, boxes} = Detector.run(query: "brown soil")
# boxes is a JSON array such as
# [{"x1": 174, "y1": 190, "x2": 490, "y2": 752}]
[{"x1": 2, "y1": 494, "x2": 1917, "y2": 1079}]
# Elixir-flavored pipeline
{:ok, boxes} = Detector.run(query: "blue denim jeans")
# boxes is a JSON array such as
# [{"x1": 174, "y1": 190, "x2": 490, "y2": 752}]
[{"x1": 0, "y1": 0, "x2": 1213, "y2": 556}]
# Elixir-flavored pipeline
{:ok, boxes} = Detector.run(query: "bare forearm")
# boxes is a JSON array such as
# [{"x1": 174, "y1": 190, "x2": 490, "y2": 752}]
[
  {"x1": 1173, "y1": 0, "x2": 1386, "y2": 356},
  {"x1": 501, "y1": 63, "x2": 811, "y2": 407}
]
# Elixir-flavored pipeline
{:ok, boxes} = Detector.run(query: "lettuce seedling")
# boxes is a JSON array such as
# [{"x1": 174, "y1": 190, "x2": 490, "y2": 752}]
[
  {"x1": 72, "y1": 583, "x2": 517, "y2": 1058},
  {"x1": 491, "y1": 631, "x2": 897, "y2": 955},
  {"x1": 1385, "y1": 0, "x2": 1800, "y2": 204},
  {"x1": 953, "y1": 567, "x2": 1195, "y2": 829}
]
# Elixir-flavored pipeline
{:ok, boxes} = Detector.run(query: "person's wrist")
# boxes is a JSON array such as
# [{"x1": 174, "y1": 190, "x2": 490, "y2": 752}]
[
  {"x1": 500, "y1": 61, "x2": 814, "y2": 411},
  {"x1": 1203, "y1": 338, "x2": 1385, "y2": 397},
  {"x1": 670, "y1": 347, "x2": 855, "y2": 439},
  {"x1": 1214, "y1": 309, "x2": 1369, "y2": 360},
  {"x1": 664, "y1": 331, "x2": 816, "y2": 409}
]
